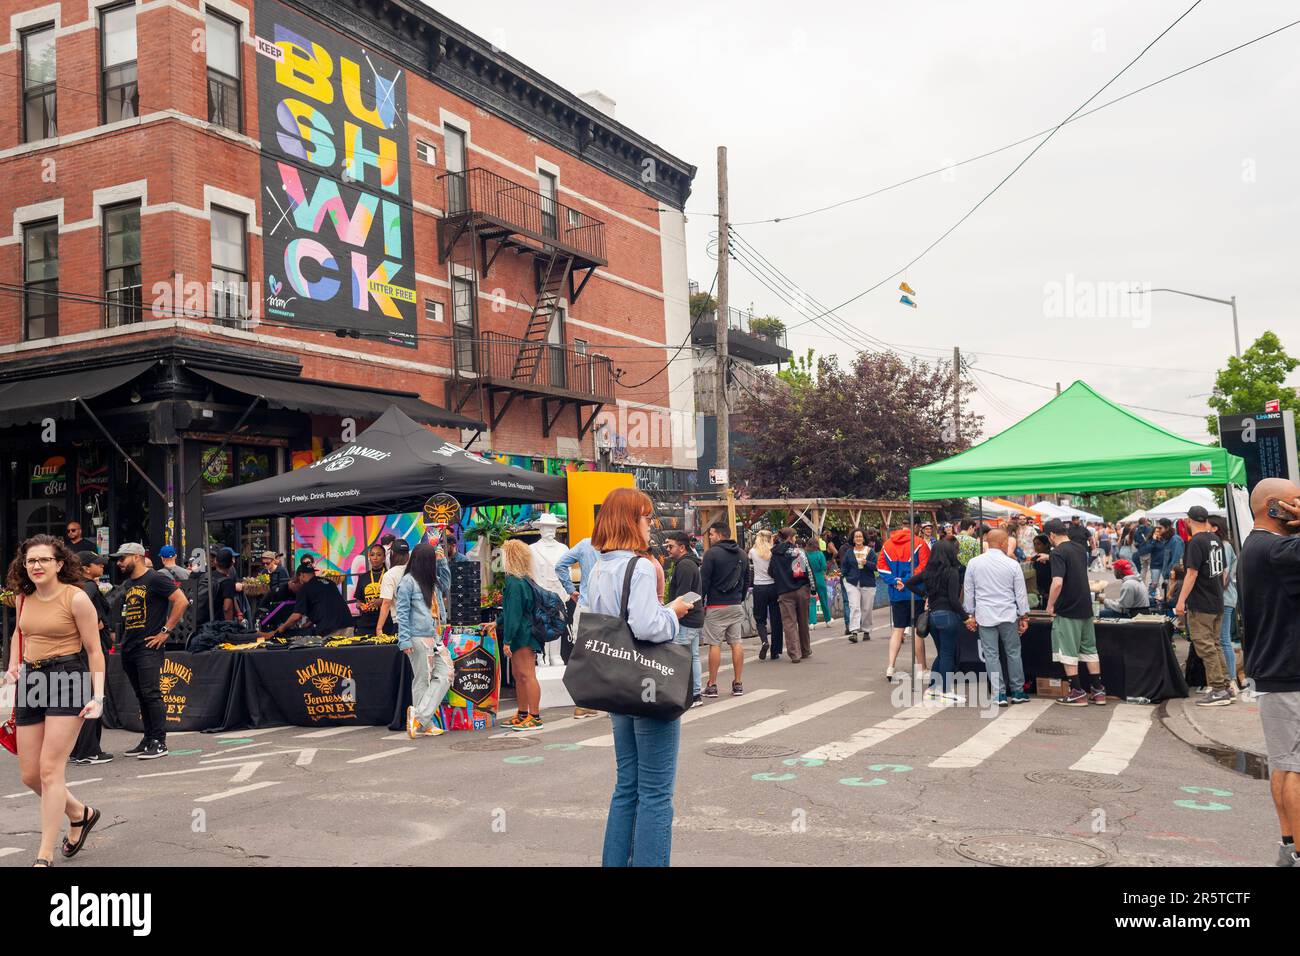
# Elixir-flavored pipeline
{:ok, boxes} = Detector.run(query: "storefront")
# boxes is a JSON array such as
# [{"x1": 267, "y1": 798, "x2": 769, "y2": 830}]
[{"x1": 0, "y1": 336, "x2": 482, "y2": 574}]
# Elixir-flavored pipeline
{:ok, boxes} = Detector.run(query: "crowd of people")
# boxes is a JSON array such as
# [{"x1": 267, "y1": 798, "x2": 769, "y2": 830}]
[{"x1": 7, "y1": 483, "x2": 1297, "y2": 870}]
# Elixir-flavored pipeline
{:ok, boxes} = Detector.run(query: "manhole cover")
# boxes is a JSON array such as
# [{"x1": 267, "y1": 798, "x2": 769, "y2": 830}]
[
  {"x1": 705, "y1": 744, "x2": 798, "y2": 759},
  {"x1": 450, "y1": 737, "x2": 541, "y2": 752},
  {"x1": 1034, "y1": 727, "x2": 1073, "y2": 736},
  {"x1": 956, "y1": 834, "x2": 1110, "y2": 867},
  {"x1": 1026, "y1": 769, "x2": 1142, "y2": 793}
]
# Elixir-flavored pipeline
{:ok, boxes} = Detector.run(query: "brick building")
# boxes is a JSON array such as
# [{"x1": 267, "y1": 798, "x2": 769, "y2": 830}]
[{"x1": 0, "y1": 0, "x2": 697, "y2": 561}]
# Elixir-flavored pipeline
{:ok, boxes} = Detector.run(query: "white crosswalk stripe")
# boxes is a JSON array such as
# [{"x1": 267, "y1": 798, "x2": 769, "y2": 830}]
[
  {"x1": 708, "y1": 691, "x2": 870, "y2": 745},
  {"x1": 217, "y1": 727, "x2": 291, "y2": 738},
  {"x1": 575, "y1": 688, "x2": 786, "y2": 748},
  {"x1": 0, "y1": 847, "x2": 25, "y2": 858},
  {"x1": 802, "y1": 703, "x2": 945, "y2": 762},
  {"x1": 293, "y1": 726, "x2": 368, "y2": 739},
  {"x1": 929, "y1": 700, "x2": 1052, "y2": 768},
  {"x1": 347, "y1": 747, "x2": 416, "y2": 764},
  {"x1": 1070, "y1": 704, "x2": 1155, "y2": 775},
  {"x1": 194, "y1": 781, "x2": 280, "y2": 802}
]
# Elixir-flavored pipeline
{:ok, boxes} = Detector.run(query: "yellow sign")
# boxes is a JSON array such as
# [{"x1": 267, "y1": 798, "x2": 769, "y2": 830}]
[
  {"x1": 367, "y1": 279, "x2": 416, "y2": 303},
  {"x1": 566, "y1": 471, "x2": 636, "y2": 544}
]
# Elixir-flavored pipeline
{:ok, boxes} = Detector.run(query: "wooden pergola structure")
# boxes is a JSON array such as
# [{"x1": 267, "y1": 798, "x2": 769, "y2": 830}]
[{"x1": 691, "y1": 498, "x2": 940, "y2": 536}]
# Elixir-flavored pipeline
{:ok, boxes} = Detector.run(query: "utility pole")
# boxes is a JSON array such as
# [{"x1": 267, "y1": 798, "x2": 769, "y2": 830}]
[
  {"x1": 715, "y1": 145, "x2": 733, "y2": 538},
  {"x1": 952, "y1": 346, "x2": 961, "y2": 445},
  {"x1": 1055, "y1": 382, "x2": 1061, "y2": 396}
]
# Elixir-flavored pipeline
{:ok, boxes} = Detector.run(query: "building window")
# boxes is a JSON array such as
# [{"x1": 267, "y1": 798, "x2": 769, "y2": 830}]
[
  {"x1": 452, "y1": 276, "x2": 476, "y2": 372},
  {"x1": 210, "y1": 206, "x2": 247, "y2": 323},
  {"x1": 205, "y1": 12, "x2": 241, "y2": 132},
  {"x1": 444, "y1": 125, "x2": 467, "y2": 213},
  {"x1": 23, "y1": 220, "x2": 59, "y2": 340},
  {"x1": 22, "y1": 25, "x2": 57, "y2": 142},
  {"x1": 101, "y1": 4, "x2": 138, "y2": 124},
  {"x1": 425, "y1": 298, "x2": 444, "y2": 323},
  {"x1": 416, "y1": 140, "x2": 436, "y2": 164},
  {"x1": 539, "y1": 170, "x2": 558, "y2": 238},
  {"x1": 566, "y1": 207, "x2": 581, "y2": 230},
  {"x1": 103, "y1": 202, "x2": 142, "y2": 327}
]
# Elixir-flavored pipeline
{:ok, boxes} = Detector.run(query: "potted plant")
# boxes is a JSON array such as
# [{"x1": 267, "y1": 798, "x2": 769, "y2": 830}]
[{"x1": 748, "y1": 315, "x2": 785, "y2": 340}]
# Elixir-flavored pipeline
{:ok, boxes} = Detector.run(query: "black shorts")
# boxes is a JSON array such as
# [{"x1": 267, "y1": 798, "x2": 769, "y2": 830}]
[
  {"x1": 891, "y1": 602, "x2": 917, "y2": 629},
  {"x1": 14, "y1": 654, "x2": 90, "y2": 725}
]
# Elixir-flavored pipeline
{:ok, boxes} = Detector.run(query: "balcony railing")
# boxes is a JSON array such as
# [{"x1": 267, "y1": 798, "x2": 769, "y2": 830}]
[
  {"x1": 455, "y1": 331, "x2": 615, "y2": 401},
  {"x1": 721, "y1": 307, "x2": 788, "y2": 349},
  {"x1": 441, "y1": 167, "x2": 607, "y2": 264}
]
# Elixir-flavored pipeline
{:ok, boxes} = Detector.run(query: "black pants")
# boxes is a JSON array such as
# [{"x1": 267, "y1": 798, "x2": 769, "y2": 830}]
[
  {"x1": 121, "y1": 641, "x2": 167, "y2": 742},
  {"x1": 752, "y1": 583, "x2": 784, "y2": 657},
  {"x1": 70, "y1": 718, "x2": 102, "y2": 760}
]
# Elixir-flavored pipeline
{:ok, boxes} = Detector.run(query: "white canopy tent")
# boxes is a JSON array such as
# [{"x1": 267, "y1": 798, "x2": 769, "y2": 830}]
[
  {"x1": 1028, "y1": 500, "x2": 1103, "y2": 523},
  {"x1": 1145, "y1": 487, "x2": 1225, "y2": 520},
  {"x1": 1118, "y1": 508, "x2": 1147, "y2": 524}
]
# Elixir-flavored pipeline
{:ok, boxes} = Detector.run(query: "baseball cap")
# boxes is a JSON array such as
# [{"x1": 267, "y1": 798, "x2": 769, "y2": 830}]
[
  {"x1": 295, "y1": 561, "x2": 316, "y2": 575},
  {"x1": 1043, "y1": 519, "x2": 1069, "y2": 536},
  {"x1": 260, "y1": 551, "x2": 278, "y2": 561},
  {"x1": 1187, "y1": 505, "x2": 1210, "y2": 523},
  {"x1": 1113, "y1": 559, "x2": 1135, "y2": 576},
  {"x1": 109, "y1": 542, "x2": 146, "y2": 558},
  {"x1": 77, "y1": 551, "x2": 105, "y2": 567},
  {"x1": 158, "y1": 545, "x2": 177, "y2": 559},
  {"x1": 391, "y1": 539, "x2": 410, "y2": 556}
]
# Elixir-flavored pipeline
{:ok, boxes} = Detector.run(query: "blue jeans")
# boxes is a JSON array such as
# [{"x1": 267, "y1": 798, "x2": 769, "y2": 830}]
[
  {"x1": 1220, "y1": 607, "x2": 1236, "y2": 680},
  {"x1": 978, "y1": 620, "x2": 1025, "y2": 698},
  {"x1": 602, "y1": 713, "x2": 681, "y2": 867},
  {"x1": 927, "y1": 609, "x2": 962, "y2": 693},
  {"x1": 675, "y1": 626, "x2": 702, "y2": 696}
]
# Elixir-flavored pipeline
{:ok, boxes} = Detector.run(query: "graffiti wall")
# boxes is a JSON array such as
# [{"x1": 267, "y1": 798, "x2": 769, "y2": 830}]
[{"x1": 255, "y1": 0, "x2": 416, "y2": 347}]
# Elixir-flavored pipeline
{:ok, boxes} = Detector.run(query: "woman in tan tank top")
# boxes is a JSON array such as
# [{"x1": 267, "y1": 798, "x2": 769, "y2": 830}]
[{"x1": 4, "y1": 535, "x2": 106, "y2": 866}]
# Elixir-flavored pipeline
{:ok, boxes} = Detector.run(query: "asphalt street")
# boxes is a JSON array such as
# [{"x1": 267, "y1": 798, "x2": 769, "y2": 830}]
[{"x1": 0, "y1": 612, "x2": 1276, "y2": 868}]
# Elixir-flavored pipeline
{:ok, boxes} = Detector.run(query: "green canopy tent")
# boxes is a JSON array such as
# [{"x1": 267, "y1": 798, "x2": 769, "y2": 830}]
[{"x1": 909, "y1": 381, "x2": 1245, "y2": 501}]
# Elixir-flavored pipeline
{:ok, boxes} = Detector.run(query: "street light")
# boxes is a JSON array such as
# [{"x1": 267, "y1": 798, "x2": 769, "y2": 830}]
[{"x1": 1128, "y1": 287, "x2": 1240, "y2": 358}]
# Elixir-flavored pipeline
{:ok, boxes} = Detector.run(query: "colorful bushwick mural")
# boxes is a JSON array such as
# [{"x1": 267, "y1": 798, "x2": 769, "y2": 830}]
[{"x1": 290, "y1": 454, "x2": 589, "y2": 581}]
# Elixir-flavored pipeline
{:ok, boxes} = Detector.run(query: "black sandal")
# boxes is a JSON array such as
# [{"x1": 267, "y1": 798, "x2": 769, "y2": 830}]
[
  {"x1": 61, "y1": 806, "x2": 101, "y2": 859},
  {"x1": 33, "y1": 858, "x2": 52, "y2": 867}
]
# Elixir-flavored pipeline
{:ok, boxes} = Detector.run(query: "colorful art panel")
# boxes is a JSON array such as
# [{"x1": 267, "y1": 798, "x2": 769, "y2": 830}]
[{"x1": 255, "y1": 0, "x2": 416, "y2": 347}]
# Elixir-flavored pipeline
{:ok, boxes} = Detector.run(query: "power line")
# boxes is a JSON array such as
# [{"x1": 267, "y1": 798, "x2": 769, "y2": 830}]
[
  {"x1": 785, "y1": 0, "x2": 1207, "y2": 332},
  {"x1": 732, "y1": 16, "x2": 1298, "y2": 227},
  {"x1": 618, "y1": 270, "x2": 718, "y2": 387},
  {"x1": 972, "y1": 364, "x2": 1209, "y2": 420}
]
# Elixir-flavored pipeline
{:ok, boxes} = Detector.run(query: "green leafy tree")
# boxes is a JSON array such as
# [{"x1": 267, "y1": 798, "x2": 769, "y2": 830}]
[
  {"x1": 776, "y1": 348, "x2": 818, "y2": 392},
  {"x1": 1206, "y1": 331, "x2": 1300, "y2": 436}
]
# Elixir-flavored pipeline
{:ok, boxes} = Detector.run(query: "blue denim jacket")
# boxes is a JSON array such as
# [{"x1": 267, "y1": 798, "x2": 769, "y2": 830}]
[
  {"x1": 394, "y1": 574, "x2": 441, "y2": 651},
  {"x1": 557, "y1": 538, "x2": 599, "y2": 604}
]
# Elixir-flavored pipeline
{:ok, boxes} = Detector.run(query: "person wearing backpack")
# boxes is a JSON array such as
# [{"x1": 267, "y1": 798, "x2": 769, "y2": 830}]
[
  {"x1": 771, "y1": 527, "x2": 813, "y2": 662},
  {"x1": 699, "y1": 521, "x2": 750, "y2": 697},
  {"x1": 500, "y1": 539, "x2": 546, "y2": 731}
]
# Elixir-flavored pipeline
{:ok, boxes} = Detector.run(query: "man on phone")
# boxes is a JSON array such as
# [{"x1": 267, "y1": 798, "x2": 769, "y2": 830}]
[
  {"x1": 1238, "y1": 478, "x2": 1300, "y2": 866},
  {"x1": 665, "y1": 532, "x2": 704, "y2": 708}
]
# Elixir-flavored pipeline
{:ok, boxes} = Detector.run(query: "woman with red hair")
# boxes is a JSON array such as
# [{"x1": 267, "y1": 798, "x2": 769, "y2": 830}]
[{"x1": 586, "y1": 488, "x2": 692, "y2": 866}]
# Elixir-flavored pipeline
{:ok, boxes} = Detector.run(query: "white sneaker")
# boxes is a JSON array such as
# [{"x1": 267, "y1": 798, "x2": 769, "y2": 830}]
[
  {"x1": 941, "y1": 691, "x2": 965, "y2": 703},
  {"x1": 885, "y1": 666, "x2": 895, "y2": 681}
]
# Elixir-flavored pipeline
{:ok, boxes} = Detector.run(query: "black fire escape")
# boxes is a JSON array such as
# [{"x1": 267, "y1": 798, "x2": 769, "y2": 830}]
[{"x1": 437, "y1": 167, "x2": 614, "y2": 441}]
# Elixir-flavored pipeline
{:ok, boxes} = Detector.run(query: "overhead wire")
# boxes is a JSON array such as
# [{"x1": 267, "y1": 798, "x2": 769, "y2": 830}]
[
  {"x1": 783, "y1": 0, "x2": 1208, "y2": 332},
  {"x1": 731, "y1": 16, "x2": 1298, "y2": 227}
]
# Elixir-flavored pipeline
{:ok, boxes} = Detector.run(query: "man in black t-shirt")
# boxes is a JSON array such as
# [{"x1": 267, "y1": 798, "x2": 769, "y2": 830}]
[
  {"x1": 264, "y1": 565, "x2": 354, "y2": 638},
  {"x1": 1238, "y1": 478, "x2": 1300, "y2": 868},
  {"x1": 65, "y1": 521, "x2": 96, "y2": 554},
  {"x1": 1044, "y1": 519, "x2": 1105, "y2": 706},
  {"x1": 111, "y1": 543, "x2": 188, "y2": 759},
  {"x1": 1175, "y1": 505, "x2": 1231, "y2": 706}
]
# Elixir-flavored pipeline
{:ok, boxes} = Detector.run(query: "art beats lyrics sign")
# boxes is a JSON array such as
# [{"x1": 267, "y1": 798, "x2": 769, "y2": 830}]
[{"x1": 256, "y1": 0, "x2": 416, "y2": 347}]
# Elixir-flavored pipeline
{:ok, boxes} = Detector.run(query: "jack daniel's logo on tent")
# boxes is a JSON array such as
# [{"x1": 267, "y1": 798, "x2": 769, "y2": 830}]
[{"x1": 310, "y1": 445, "x2": 393, "y2": 472}]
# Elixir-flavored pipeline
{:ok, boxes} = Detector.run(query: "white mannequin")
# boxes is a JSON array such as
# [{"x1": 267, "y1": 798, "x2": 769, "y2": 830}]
[{"x1": 529, "y1": 513, "x2": 570, "y2": 666}]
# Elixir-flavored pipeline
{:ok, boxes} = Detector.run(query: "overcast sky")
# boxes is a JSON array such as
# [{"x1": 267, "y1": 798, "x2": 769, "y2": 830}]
[{"x1": 429, "y1": 0, "x2": 1299, "y2": 443}]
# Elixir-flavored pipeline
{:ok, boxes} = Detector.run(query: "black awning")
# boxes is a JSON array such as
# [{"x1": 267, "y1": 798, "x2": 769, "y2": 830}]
[
  {"x1": 0, "y1": 360, "x2": 156, "y2": 427},
  {"x1": 189, "y1": 368, "x2": 484, "y2": 430}
]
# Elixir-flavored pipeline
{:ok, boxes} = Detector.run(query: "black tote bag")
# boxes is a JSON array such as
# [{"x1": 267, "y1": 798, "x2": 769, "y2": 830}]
[{"x1": 563, "y1": 556, "x2": 692, "y2": 721}]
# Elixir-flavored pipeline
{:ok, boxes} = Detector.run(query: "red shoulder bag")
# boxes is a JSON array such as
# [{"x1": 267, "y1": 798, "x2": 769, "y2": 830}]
[{"x1": 0, "y1": 595, "x2": 22, "y2": 755}]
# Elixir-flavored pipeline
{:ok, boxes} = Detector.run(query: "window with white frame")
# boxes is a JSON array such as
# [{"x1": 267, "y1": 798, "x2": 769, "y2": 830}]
[
  {"x1": 101, "y1": 3, "x2": 138, "y2": 124},
  {"x1": 206, "y1": 11, "x2": 242, "y2": 133},
  {"x1": 416, "y1": 140, "x2": 436, "y2": 164},
  {"x1": 22, "y1": 25, "x2": 57, "y2": 142},
  {"x1": 425, "y1": 298, "x2": 444, "y2": 323},
  {"x1": 210, "y1": 206, "x2": 247, "y2": 323},
  {"x1": 23, "y1": 220, "x2": 59, "y2": 340}
]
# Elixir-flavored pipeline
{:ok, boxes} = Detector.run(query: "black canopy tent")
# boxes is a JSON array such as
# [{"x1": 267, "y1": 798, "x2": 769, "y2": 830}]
[{"x1": 202, "y1": 405, "x2": 567, "y2": 521}]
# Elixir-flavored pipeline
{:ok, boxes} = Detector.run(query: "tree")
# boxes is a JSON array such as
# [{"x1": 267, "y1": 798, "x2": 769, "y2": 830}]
[
  {"x1": 776, "y1": 348, "x2": 817, "y2": 392},
  {"x1": 1206, "y1": 331, "x2": 1300, "y2": 436},
  {"x1": 734, "y1": 351, "x2": 982, "y2": 499}
]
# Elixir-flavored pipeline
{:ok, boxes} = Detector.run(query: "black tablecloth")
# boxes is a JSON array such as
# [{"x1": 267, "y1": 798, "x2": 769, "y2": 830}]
[
  {"x1": 103, "y1": 646, "x2": 414, "y2": 734},
  {"x1": 103, "y1": 651, "x2": 240, "y2": 733},
  {"x1": 954, "y1": 618, "x2": 1188, "y2": 701}
]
